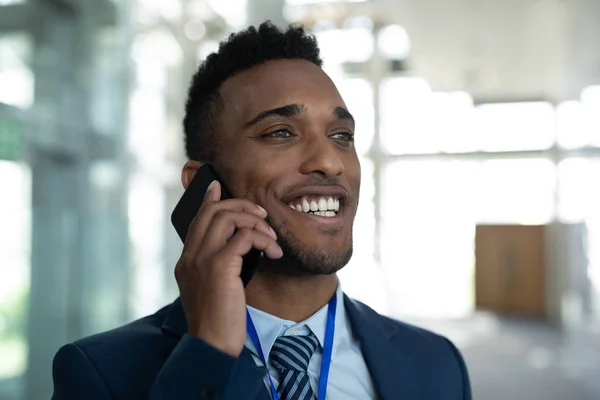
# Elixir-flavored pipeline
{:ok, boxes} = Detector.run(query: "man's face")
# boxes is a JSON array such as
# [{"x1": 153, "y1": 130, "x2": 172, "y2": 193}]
[{"x1": 214, "y1": 59, "x2": 361, "y2": 275}]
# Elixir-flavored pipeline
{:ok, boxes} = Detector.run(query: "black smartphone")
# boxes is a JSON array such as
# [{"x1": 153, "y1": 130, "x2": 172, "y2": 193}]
[{"x1": 171, "y1": 164, "x2": 263, "y2": 287}]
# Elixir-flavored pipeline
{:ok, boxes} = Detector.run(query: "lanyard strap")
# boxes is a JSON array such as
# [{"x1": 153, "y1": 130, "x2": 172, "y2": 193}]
[{"x1": 246, "y1": 293, "x2": 337, "y2": 400}]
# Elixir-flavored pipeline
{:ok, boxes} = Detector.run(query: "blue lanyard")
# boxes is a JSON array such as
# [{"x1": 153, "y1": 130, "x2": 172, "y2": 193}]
[{"x1": 246, "y1": 293, "x2": 337, "y2": 400}]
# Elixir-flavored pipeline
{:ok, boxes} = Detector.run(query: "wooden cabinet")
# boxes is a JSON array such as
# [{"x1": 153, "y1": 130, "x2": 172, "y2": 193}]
[{"x1": 475, "y1": 225, "x2": 546, "y2": 317}]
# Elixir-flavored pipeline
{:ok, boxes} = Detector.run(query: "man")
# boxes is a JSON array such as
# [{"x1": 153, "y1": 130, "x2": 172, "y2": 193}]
[{"x1": 52, "y1": 22, "x2": 471, "y2": 399}]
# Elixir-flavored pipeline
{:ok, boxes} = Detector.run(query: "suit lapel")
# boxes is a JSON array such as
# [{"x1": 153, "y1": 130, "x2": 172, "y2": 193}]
[
  {"x1": 344, "y1": 295, "x2": 419, "y2": 400},
  {"x1": 161, "y1": 299, "x2": 271, "y2": 400},
  {"x1": 160, "y1": 295, "x2": 419, "y2": 400},
  {"x1": 225, "y1": 348, "x2": 271, "y2": 400}
]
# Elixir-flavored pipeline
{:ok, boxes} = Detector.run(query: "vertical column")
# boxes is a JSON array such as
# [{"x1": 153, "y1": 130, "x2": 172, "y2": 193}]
[
  {"x1": 26, "y1": 151, "x2": 81, "y2": 400},
  {"x1": 25, "y1": 0, "x2": 131, "y2": 398},
  {"x1": 25, "y1": 2, "x2": 81, "y2": 398}
]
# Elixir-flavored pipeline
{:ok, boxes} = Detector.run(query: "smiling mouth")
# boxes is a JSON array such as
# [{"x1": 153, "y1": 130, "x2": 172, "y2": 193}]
[{"x1": 286, "y1": 195, "x2": 341, "y2": 218}]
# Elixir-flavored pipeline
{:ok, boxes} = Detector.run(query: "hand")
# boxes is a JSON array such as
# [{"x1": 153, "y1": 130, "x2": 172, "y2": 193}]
[{"x1": 174, "y1": 180, "x2": 283, "y2": 356}]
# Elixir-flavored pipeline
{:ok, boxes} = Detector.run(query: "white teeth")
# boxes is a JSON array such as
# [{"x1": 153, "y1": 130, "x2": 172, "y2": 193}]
[
  {"x1": 318, "y1": 198, "x2": 327, "y2": 211},
  {"x1": 312, "y1": 210, "x2": 336, "y2": 217},
  {"x1": 302, "y1": 198, "x2": 310, "y2": 212},
  {"x1": 310, "y1": 200, "x2": 318, "y2": 211},
  {"x1": 288, "y1": 196, "x2": 341, "y2": 214},
  {"x1": 327, "y1": 198, "x2": 335, "y2": 210}
]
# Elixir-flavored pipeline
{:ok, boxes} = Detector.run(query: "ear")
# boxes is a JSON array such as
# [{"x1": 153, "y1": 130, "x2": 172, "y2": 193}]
[{"x1": 181, "y1": 160, "x2": 203, "y2": 190}]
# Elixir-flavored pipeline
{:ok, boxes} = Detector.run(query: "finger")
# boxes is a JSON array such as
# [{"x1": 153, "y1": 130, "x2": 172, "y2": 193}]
[
  {"x1": 180, "y1": 180, "x2": 222, "y2": 257},
  {"x1": 203, "y1": 180, "x2": 221, "y2": 204},
  {"x1": 224, "y1": 228, "x2": 282, "y2": 260},
  {"x1": 200, "y1": 210, "x2": 276, "y2": 252},
  {"x1": 211, "y1": 228, "x2": 283, "y2": 274},
  {"x1": 185, "y1": 198, "x2": 268, "y2": 258}
]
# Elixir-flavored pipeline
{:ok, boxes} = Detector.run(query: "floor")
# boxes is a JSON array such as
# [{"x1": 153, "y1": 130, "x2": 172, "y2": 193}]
[{"x1": 406, "y1": 313, "x2": 600, "y2": 400}]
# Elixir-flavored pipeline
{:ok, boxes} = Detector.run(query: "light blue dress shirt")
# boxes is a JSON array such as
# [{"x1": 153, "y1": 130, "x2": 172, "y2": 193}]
[{"x1": 245, "y1": 282, "x2": 377, "y2": 399}]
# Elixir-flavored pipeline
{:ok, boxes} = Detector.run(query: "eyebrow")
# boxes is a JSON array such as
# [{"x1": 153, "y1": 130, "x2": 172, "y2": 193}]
[
  {"x1": 333, "y1": 106, "x2": 355, "y2": 124},
  {"x1": 244, "y1": 104, "x2": 305, "y2": 127},
  {"x1": 244, "y1": 104, "x2": 355, "y2": 128}
]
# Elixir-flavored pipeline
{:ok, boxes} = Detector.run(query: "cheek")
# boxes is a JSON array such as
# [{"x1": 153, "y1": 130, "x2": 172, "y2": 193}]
[{"x1": 220, "y1": 151, "x2": 290, "y2": 200}]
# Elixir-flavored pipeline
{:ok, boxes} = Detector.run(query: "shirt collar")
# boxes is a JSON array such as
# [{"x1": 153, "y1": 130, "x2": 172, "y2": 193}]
[{"x1": 245, "y1": 281, "x2": 345, "y2": 362}]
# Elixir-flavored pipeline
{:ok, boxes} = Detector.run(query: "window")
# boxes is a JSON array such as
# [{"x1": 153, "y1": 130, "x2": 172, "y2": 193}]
[
  {"x1": 379, "y1": 157, "x2": 556, "y2": 318},
  {"x1": 380, "y1": 81, "x2": 555, "y2": 154},
  {"x1": 380, "y1": 160, "x2": 476, "y2": 318},
  {"x1": 316, "y1": 28, "x2": 374, "y2": 69},
  {"x1": 128, "y1": 173, "x2": 166, "y2": 318},
  {"x1": 0, "y1": 161, "x2": 31, "y2": 385},
  {"x1": 557, "y1": 86, "x2": 600, "y2": 149},
  {"x1": 335, "y1": 78, "x2": 374, "y2": 155},
  {"x1": 339, "y1": 156, "x2": 389, "y2": 313},
  {"x1": 380, "y1": 77, "x2": 476, "y2": 154},
  {"x1": 474, "y1": 102, "x2": 555, "y2": 152},
  {"x1": 0, "y1": 0, "x2": 26, "y2": 5},
  {"x1": 0, "y1": 33, "x2": 33, "y2": 109},
  {"x1": 476, "y1": 158, "x2": 556, "y2": 224},
  {"x1": 557, "y1": 158, "x2": 600, "y2": 298}
]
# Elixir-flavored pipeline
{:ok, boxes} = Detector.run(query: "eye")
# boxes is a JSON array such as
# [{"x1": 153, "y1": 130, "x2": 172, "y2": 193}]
[
  {"x1": 265, "y1": 129, "x2": 293, "y2": 138},
  {"x1": 331, "y1": 131, "x2": 354, "y2": 142}
]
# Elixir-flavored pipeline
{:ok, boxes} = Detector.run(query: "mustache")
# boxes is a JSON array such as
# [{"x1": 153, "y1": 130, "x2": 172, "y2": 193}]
[
  {"x1": 279, "y1": 177, "x2": 355, "y2": 203},
  {"x1": 288, "y1": 176, "x2": 342, "y2": 189}
]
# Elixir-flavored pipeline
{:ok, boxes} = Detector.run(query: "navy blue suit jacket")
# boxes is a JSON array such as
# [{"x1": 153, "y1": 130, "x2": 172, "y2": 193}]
[{"x1": 52, "y1": 295, "x2": 471, "y2": 399}]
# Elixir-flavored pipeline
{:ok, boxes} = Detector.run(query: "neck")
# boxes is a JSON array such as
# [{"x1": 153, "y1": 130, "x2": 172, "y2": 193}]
[{"x1": 245, "y1": 273, "x2": 338, "y2": 322}]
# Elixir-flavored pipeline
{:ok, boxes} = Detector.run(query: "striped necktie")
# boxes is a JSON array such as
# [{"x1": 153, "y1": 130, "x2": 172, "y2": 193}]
[{"x1": 270, "y1": 334, "x2": 319, "y2": 400}]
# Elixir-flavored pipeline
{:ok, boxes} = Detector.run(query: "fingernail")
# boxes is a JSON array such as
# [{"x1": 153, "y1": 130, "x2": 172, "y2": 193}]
[
  {"x1": 206, "y1": 180, "x2": 217, "y2": 193},
  {"x1": 257, "y1": 205, "x2": 267, "y2": 214},
  {"x1": 269, "y1": 226, "x2": 277, "y2": 239}
]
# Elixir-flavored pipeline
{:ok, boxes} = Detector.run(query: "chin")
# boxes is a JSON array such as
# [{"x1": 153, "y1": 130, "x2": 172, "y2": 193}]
[
  {"x1": 261, "y1": 236, "x2": 353, "y2": 277},
  {"x1": 263, "y1": 215, "x2": 354, "y2": 275}
]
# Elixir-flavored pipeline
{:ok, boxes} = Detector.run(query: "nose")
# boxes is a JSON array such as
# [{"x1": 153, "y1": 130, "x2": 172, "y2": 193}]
[{"x1": 299, "y1": 135, "x2": 345, "y2": 178}]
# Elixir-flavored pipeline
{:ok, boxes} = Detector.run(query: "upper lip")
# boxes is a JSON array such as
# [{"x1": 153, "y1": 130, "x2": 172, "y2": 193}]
[{"x1": 282, "y1": 186, "x2": 349, "y2": 204}]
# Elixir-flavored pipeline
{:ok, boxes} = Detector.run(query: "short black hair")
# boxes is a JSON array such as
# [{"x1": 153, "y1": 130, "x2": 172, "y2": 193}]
[{"x1": 183, "y1": 21, "x2": 323, "y2": 162}]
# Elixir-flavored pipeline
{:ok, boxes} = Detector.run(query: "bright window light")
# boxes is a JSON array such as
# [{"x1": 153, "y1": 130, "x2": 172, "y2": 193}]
[
  {"x1": 0, "y1": 161, "x2": 30, "y2": 379},
  {"x1": 381, "y1": 81, "x2": 556, "y2": 155},
  {"x1": 339, "y1": 157, "x2": 388, "y2": 313},
  {"x1": 128, "y1": 88, "x2": 165, "y2": 170},
  {"x1": 0, "y1": 34, "x2": 33, "y2": 109},
  {"x1": 380, "y1": 78, "x2": 477, "y2": 154},
  {"x1": 316, "y1": 28, "x2": 374, "y2": 65},
  {"x1": 380, "y1": 78, "x2": 432, "y2": 155},
  {"x1": 378, "y1": 24, "x2": 411, "y2": 60},
  {"x1": 0, "y1": 0, "x2": 26, "y2": 5},
  {"x1": 557, "y1": 158, "x2": 600, "y2": 300},
  {"x1": 380, "y1": 160, "x2": 477, "y2": 318},
  {"x1": 474, "y1": 102, "x2": 555, "y2": 152},
  {"x1": 380, "y1": 157, "x2": 556, "y2": 318},
  {"x1": 581, "y1": 85, "x2": 600, "y2": 148},
  {"x1": 335, "y1": 78, "x2": 374, "y2": 154},
  {"x1": 476, "y1": 159, "x2": 556, "y2": 224},
  {"x1": 128, "y1": 174, "x2": 166, "y2": 318},
  {"x1": 558, "y1": 158, "x2": 600, "y2": 305},
  {"x1": 557, "y1": 86, "x2": 600, "y2": 149},
  {"x1": 557, "y1": 101, "x2": 588, "y2": 149}
]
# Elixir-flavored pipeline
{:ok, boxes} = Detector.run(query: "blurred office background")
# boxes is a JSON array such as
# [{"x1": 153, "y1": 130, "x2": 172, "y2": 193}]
[{"x1": 1, "y1": 0, "x2": 599, "y2": 398}]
